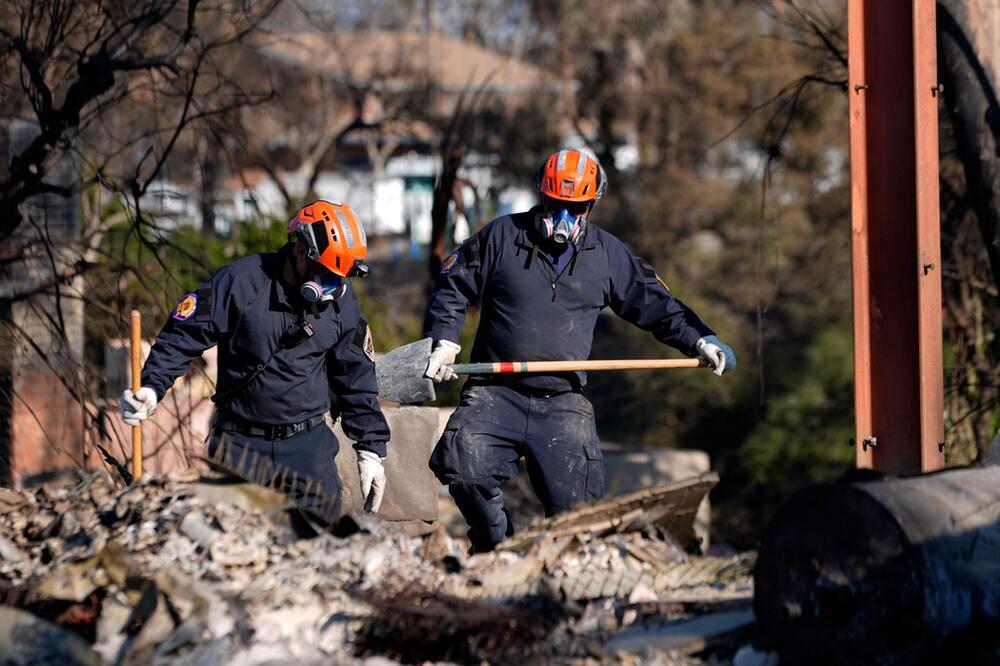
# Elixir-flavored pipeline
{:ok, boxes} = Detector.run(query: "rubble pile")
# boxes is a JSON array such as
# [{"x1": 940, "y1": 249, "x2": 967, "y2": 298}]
[{"x1": 0, "y1": 471, "x2": 754, "y2": 665}]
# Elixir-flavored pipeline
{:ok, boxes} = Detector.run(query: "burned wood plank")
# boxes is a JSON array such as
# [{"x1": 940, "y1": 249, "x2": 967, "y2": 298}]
[{"x1": 499, "y1": 472, "x2": 718, "y2": 552}]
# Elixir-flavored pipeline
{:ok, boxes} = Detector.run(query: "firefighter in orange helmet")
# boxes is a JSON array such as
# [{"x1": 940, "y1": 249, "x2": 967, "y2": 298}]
[
  {"x1": 121, "y1": 200, "x2": 389, "y2": 518},
  {"x1": 423, "y1": 150, "x2": 735, "y2": 552}
]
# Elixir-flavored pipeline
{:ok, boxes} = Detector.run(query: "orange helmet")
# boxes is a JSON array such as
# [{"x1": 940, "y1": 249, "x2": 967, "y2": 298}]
[
  {"x1": 289, "y1": 200, "x2": 368, "y2": 278},
  {"x1": 535, "y1": 149, "x2": 607, "y2": 203}
]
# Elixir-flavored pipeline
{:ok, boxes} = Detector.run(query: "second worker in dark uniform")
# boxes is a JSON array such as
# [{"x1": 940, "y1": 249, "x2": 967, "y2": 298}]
[
  {"x1": 423, "y1": 149, "x2": 736, "y2": 553},
  {"x1": 120, "y1": 200, "x2": 390, "y2": 517}
]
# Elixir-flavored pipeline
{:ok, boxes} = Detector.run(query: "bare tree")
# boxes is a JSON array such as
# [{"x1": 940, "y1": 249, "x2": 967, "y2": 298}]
[
  {"x1": 934, "y1": 0, "x2": 1000, "y2": 461},
  {"x1": 0, "y1": 0, "x2": 281, "y2": 483},
  {"x1": 937, "y1": 0, "x2": 1000, "y2": 293},
  {"x1": 0, "y1": 0, "x2": 280, "y2": 237},
  {"x1": 428, "y1": 83, "x2": 493, "y2": 281}
]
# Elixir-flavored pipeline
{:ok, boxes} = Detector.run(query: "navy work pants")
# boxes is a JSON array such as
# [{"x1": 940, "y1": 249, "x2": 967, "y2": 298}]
[
  {"x1": 207, "y1": 420, "x2": 342, "y2": 519},
  {"x1": 429, "y1": 383, "x2": 605, "y2": 552}
]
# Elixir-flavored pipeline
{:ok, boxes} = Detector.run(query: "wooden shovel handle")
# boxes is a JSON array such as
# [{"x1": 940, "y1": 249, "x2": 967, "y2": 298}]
[
  {"x1": 130, "y1": 310, "x2": 143, "y2": 482},
  {"x1": 451, "y1": 358, "x2": 707, "y2": 374}
]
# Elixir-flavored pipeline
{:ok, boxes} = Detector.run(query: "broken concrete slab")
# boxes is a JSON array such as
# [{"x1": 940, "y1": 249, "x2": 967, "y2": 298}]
[{"x1": 334, "y1": 406, "x2": 439, "y2": 521}]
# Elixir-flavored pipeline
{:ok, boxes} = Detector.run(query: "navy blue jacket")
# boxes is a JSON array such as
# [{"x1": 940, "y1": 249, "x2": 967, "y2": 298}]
[
  {"x1": 423, "y1": 209, "x2": 714, "y2": 393},
  {"x1": 142, "y1": 246, "x2": 389, "y2": 456}
]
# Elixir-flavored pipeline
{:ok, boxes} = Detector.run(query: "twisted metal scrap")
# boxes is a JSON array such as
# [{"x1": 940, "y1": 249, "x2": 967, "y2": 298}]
[{"x1": 203, "y1": 434, "x2": 341, "y2": 526}]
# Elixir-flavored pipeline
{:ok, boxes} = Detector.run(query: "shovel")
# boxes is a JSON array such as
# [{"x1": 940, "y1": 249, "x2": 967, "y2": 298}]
[{"x1": 376, "y1": 337, "x2": 708, "y2": 404}]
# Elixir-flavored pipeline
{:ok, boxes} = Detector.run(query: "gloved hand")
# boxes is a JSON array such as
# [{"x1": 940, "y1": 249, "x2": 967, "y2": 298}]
[
  {"x1": 120, "y1": 387, "x2": 158, "y2": 426},
  {"x1": 357, "y1": 450, "x2": 387, "y2": 513},
  {"x1": 424, "y1": 339, "x2": 461, "y2": 383},
  {"x1": 696, "y1": 336, "x2": 737, "y2": 376}
]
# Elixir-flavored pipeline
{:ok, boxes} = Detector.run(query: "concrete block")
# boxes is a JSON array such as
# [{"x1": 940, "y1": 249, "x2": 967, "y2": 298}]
[{"x1": 334, "y1": 406, "x2": 440, "y2": 521}]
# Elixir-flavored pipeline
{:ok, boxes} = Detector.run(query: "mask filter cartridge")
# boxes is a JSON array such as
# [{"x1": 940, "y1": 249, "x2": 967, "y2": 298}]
[
  {"x1": 551, "y1": 209, "x2": 583, "y2": 244},
  {"x1": 300, "y1": 274, "x2": 345, "y2": 302}
]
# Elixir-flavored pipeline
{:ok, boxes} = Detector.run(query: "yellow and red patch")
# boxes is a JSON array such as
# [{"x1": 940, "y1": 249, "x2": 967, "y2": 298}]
[
  {"x1": 172, "y1": 293, "x2": 197, "y2": 321},
  {"x1": 439, "y1": 251, "x2": 460, "y2": 275}
]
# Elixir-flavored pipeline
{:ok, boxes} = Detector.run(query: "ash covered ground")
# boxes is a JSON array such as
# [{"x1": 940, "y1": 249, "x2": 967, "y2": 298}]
[{"x1": 0, "y1": 471, "x2": 758, "y2": 665}]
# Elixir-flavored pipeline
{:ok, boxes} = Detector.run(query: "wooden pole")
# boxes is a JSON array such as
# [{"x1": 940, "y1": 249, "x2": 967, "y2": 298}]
[
  {"x1": 130, "y1": 309, "x2": 143, "y2": 482},
  {"x1": 451, "y1": 358, "x2": 707, "y2": 374}
]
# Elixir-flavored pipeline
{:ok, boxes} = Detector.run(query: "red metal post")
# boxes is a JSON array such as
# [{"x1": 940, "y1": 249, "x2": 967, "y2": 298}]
[
  {"x1": 848, "y1": 0, "x2": 874, "y2": 470},
  {"x1": 848, "y1": 0, "x2": 944, "y2": 474},
  {"x1": 912, "y1": 0, "x2": 945, "y2": 471}
]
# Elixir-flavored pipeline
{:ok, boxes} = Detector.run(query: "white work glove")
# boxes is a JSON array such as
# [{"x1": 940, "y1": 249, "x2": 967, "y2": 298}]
[
  {"x1": 119, "y1": 387, "x2": 158, "y2": 426},
  {"x1": 696, "y1": 336, "x2": 737, "y2": 377},
  {"x1": 424, "y1": 339, "x2": 461, "y2": 383},
  {"x1": 357, "y1": 450, "x2": 387, "y2": 513}
]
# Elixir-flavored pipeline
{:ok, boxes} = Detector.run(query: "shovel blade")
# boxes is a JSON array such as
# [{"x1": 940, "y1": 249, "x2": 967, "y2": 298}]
[{"x1": 376, "y1": 337, "x2": 436, "y2": 404}]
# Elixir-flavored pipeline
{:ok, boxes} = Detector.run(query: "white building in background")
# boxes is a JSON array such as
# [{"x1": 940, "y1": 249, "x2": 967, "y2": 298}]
[
  {"x1": 141, "y1": 28, "x2": 566, "y2": 245},
  {"x1": 143, "y1": 150, "x2": 537, "y2": 255}
]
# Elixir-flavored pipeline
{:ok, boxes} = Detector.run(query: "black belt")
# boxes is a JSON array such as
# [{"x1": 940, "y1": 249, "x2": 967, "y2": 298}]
[
  {"x1": 467, "y1": 377, "x2": 580, "y2": 398},
  {"x1": 214, "y1": 413, "x2": 326, "y2": 440}
]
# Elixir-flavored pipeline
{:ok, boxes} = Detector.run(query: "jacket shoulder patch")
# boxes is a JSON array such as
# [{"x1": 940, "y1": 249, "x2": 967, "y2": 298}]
[
  {"x1": 440, "y1": 250, "x2": 460, "y2": 275},
  {"x1": 353, "y1": 319, "x2": 375, "y2": 362},
  {"x1": 363, "y1": 326, "x2": 375, "y2": 362},
  {"x1": 440, "y1": 236, "x2": 481, "y2": 275},
  {"x1": 172, "y1": 293, "x2": 197, "y2": 321}
]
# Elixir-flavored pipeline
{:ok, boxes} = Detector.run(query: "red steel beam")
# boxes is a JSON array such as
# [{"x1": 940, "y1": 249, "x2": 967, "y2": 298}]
[
  {"x1": 848, "y1": 0, "x2": 873, "y2": 469},
  {"x1": 913, "y1": 0, "x2": 944, "y2": 472},
  {"x1": 848, "y1": 0, "x2": 944, "y2": 474}
]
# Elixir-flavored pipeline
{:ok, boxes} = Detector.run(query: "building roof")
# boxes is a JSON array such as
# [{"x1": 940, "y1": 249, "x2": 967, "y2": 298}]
[{"x1": 264, "y1": 29, "x2": 561, "y2": 94}]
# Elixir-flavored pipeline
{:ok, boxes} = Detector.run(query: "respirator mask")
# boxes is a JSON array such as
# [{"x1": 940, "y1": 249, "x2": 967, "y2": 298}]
[
  {"x1": 291, "y1": 250, "x2": 346, "y2": 304},
  {"x1": 300, "y1": 270, "x2": 345, "y2": 303},
  {"x1": 539, "y1": 199, "x2": 591, "y2": 245}
]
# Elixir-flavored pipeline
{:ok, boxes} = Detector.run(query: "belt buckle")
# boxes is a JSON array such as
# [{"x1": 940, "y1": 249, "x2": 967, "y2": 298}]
[
  {"x1": 280, "y1": 422, "x2": 303, "y2": 440},
  {"x1": 265, "y1": 424, "x2": 287, "y2": 440}
]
